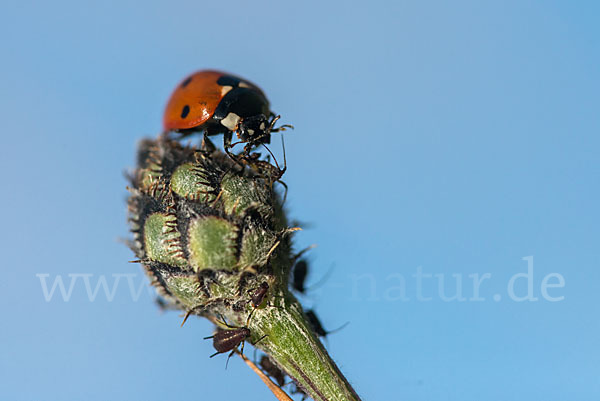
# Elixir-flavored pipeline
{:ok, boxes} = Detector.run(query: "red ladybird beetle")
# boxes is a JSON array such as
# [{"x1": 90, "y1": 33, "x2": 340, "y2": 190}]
[{"x1": 163, "y1": 70, "x2": 291, "y2": 155}]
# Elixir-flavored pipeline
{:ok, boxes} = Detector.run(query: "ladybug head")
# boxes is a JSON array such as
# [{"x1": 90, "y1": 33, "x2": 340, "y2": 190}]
[
  {"x1": 237, "y1": 114, "x2": 293, "y2": 154},
  {"x1": 237, "y1": 114, "x2": 272, "y2": 145}
]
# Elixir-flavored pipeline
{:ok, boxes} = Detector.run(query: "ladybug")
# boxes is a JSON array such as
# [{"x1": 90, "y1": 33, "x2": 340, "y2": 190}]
[{"x1": 163, "y1": 70, "x2": 290, "y2": 155}]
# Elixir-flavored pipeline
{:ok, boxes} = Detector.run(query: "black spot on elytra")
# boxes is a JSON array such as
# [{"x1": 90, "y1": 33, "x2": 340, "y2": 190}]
[
  {"x1": 181, "y1": 105, "x2": 190, "y2": 119},
  {"x1": 181, "y1": 76, "x2": 193, "y2": 88}
]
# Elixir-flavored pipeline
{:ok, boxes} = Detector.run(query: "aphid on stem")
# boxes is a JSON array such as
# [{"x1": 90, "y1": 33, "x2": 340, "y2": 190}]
[
  {"x1": 291, "y1": 259, "x2": 334, "y2": 294},
  {"x1": 245, "y1": 281, "x2": 282, "y2": 326},
  {"x1": 204, "y1": 315, "x2": 266, "y2": 368},
  {"x1": 305, "y1": 309, "x2": 349, "y2": 338}
]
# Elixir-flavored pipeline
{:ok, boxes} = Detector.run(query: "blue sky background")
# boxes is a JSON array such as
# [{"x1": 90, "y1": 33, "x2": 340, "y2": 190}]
[{"x1": 1, "y1": 1, "x2": 598, "y2": 400}]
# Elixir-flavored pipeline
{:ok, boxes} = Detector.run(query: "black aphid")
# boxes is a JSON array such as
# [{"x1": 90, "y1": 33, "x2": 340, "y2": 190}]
[
  {"x1": 251, "y1": 281, "x2": 269, "y2": 308},
  {"x1": 204, "y1": 315, "x2": 267, "y2": 367},
  {"x1": 292, "y1": 260, "x2": 308, "y2": 293},
  {"x1": 245, "y1": 281, "x2": 270, "y2": 326},
  {"x1": 305, "y1": 310, "x2": 349, "y2": 338},
  {"x1": 291, "y1": 384, "x2": 308, "y2": 401},
  {"x1": 205, "y1": 327, "x2": 251, "y2": 358}
]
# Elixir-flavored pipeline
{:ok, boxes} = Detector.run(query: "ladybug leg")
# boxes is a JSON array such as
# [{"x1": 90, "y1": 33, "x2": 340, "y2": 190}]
[
  {"x1": 223, "y1": 131, "x2": 234, "y2": 155},
  {"x1": 223, "y1": 131, "x2": 242, "y2": 160},
  {"x1": 222, "y1": 132, "x2": 248, "y2": 169},
  {"x1": 223, "y1": 131, "x2": 247, "y2": 166},
  {"x1": 243, "y1": 142, "x2": 255, "y2": 156},
  {"x1": 201, "y1": 134, "x2": 216, "y2": 152}
]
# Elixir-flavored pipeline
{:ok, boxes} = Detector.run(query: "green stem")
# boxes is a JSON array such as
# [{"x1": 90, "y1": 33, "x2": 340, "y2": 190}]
[{"x1": 247, "y1": 292, "x2": 361, "y2": 401}]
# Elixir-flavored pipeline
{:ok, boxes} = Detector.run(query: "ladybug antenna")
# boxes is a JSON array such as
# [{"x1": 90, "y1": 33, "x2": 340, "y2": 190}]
[
  {"x1": 269, "y1": 115, "x2": 294, "y2": 133},
  {"x1": 260, "y1": 136, "x2": 289, "y2": 203},
  {"x1": 260, "y1": 135, "x2": 287, "y2": 172},
  {"x1": 269, "y1": 115, "x2": 280, "y2": 131},
  {"x1": 261, "y1": 144, "x2": 281, "y2": 172},
  {"x1": 281, "y1": 135, "x2": 287, "y2": 173}
]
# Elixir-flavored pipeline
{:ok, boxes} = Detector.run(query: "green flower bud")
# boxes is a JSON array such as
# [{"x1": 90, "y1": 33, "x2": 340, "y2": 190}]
[{"x1": 127, "y1": 138, "x2": 360, "y2": 401}]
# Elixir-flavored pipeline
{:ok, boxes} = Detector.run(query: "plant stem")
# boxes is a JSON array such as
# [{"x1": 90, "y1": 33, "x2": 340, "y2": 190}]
[{"x1": 248, "y1": 292, "x2": 361, "y2": 401}]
